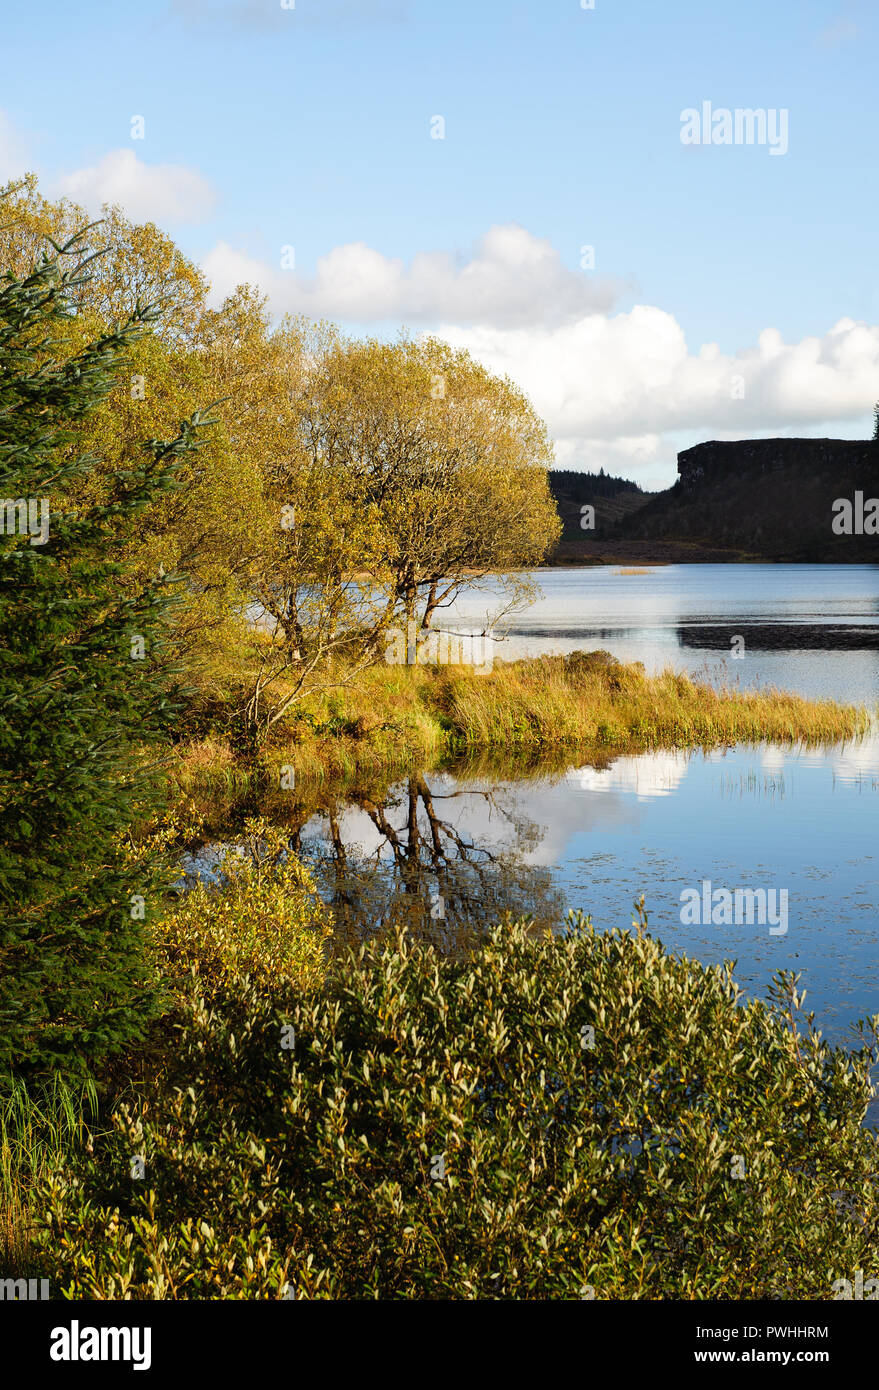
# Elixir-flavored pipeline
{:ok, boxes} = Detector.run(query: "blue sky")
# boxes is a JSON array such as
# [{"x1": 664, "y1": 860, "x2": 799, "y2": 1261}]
[{"x1": 2, "y1": 0, "x2": 876, "y2": 485}]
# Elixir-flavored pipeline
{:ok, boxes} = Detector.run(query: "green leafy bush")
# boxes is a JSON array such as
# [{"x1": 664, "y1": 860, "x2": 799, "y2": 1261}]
[
  {"x1": 155, "y1": 819, "x2": 332, "y2": 997},
  {"x1": 33, "y1": 916, "x2": 879, "y2": 1299}
]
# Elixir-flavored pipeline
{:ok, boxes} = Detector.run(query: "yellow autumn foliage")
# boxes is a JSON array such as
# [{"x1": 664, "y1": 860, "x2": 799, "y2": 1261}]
[{"x1": 155, "y1": 819, "x2": 332, "y2": 994}]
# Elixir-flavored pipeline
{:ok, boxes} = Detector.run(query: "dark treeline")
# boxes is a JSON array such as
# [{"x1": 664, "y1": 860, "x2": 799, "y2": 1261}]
[{"x1": 548, "y1": 468, "x2": 643, "y2": 502}]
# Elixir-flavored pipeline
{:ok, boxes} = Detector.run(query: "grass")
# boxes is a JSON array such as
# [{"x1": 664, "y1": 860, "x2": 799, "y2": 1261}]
[
  {"x1": 172, "y1": 649, "x2": 872, "y2": 793},
  {"x1": 0, "y1": 1075, "x2": 98, "y2": 1278}
]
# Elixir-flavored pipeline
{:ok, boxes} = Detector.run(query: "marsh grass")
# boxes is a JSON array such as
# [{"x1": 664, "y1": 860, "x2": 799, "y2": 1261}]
[
  {"x1": 445, "y1": 652, "x2": 869, "y2": 748},
  {"x1": 172, "y1": 650, "x2": 871, "y2": 793},
  {"x1": 0, "y1": 1075, "x2": 98, "y2": 1278}
]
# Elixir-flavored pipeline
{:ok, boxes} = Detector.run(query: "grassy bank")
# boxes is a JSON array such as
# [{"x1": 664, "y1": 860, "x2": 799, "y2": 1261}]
[{"x1": 174, "y1": 649, "x2": 872, "y2": 790}]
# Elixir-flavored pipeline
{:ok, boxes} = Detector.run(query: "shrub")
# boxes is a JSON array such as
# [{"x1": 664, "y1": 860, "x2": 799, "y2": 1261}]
[
  {"x1": 32, "y1": 915, "x2": 879, "y2": 1299},
  {"x1": 155, "y1": 819, "x2": 332, "y2": 996}
]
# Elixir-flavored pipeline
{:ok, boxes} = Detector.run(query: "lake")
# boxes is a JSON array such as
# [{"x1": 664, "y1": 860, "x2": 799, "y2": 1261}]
[
  {"x1": 444, "y1": 561, "x2": 879, "y2": 703},
  {"x1": 295, "y1": 564, "x2": 879, "y2": 1048}
]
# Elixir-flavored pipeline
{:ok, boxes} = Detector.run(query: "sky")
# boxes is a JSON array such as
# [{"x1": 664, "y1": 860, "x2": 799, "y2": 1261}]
[{"x1": 1, "y1": 0, "x2": 876, "y2": 487}]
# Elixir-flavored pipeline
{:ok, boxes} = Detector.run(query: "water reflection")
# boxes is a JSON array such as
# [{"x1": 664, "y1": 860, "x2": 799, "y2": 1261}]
[
  {"x1": 301, "y1": 772, "x2": 566, "y2": 950},
  {"x1": 676, "y1": 623, "x2": 879, "y2": 651},
  {"x1": 188, "y1": 562, "x2": 879, "y2": 1047},
  {"x1": 185, "y1": 728, "x2": 878, "y2": 1045},
  {"x1": 288, "y1": 736, "x2": 879, "y2": 1044}
]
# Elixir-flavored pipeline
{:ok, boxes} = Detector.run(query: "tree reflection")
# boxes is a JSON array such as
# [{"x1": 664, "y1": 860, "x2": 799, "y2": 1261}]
[{"x1": 307, "y1": 772, "x2": 566, "y2": 952}]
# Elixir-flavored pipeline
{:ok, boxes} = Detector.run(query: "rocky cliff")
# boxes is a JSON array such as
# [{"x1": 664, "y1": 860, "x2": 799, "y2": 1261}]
[
  {"x1": 678, "y1": 438, "x2": 878, "y2": 491},
  {"x1": 621, "y1": 437, "x2": 879, "y2": 561}
]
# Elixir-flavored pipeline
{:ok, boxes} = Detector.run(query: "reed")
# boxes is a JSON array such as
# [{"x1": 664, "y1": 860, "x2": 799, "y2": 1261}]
[
  {"x1": 0, "y1": 1075, "x2": 98, "y2": 1277},
  {"x1": 172, "y1": 650, "x2": 872, "y2": 791}
]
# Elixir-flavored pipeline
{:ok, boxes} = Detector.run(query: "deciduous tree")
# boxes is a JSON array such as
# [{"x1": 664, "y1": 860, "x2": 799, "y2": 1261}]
[{"x1": 297, "y1": 334, "x2": 561, "y2": 635}]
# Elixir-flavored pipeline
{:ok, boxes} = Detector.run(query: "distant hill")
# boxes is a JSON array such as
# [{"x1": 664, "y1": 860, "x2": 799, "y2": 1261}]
[
  {"x1": 548, "y1": 469, "x2": 650, "y2": 547},
  {"x1": 545, "y1": 441, "x2": 879, "y2": 564}
]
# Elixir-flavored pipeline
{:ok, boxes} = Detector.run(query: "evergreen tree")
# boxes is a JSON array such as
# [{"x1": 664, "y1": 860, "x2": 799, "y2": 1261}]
[{"x1": 0, "y1": 207, "x2": 208, "y2": 1076}]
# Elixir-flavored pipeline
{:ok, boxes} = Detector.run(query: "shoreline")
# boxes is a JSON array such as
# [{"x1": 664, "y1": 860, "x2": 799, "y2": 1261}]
[
  {"x1": 172, "y1": 650, "x2": 872, "y2": 797},
  {"x1": 545, "y1": 540, "x2": 879, "y2": 566}
]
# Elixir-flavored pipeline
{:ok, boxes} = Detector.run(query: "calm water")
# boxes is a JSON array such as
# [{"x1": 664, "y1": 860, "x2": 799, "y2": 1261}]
[
  {"x1": 199, "y1": 566, "x2": 879, "y2": 1047},
  {"x1": 298, "y1": 564, "x2": 879, "y2": 1046},
  {"x1": 444, "y1": 562, "x2": 879, "y2": 703}
]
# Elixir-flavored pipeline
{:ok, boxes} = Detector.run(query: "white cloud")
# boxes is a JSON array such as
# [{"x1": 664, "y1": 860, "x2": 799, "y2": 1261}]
[
  {"x1": 438, "y1": 311, "x2": 879, "y2": 480},
  {"x1": 57, "y1": 148, "x2": 216, "y2": 224},
  {"x1": 204, "y1": 224, "x2": 879, "y2": 486},
  {"x1": 202, "y1": 223, "x2": 625, "y2": 327}
]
